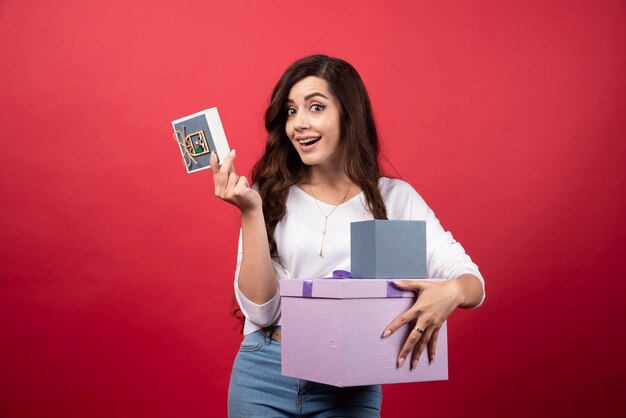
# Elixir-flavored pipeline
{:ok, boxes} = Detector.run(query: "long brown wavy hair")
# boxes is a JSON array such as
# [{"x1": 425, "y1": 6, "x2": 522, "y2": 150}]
[
  {"x1": 233, "y1": 55, "x2": 389, "y2": 333},
  {"x1": 252, "y1": 54, "x2": 388, "y2": 258}
]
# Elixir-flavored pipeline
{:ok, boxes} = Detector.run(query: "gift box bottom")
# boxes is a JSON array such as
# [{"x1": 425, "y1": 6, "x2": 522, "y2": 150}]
[{"x1": 281, "y1": 296, "x2": 448, "y2": 387}]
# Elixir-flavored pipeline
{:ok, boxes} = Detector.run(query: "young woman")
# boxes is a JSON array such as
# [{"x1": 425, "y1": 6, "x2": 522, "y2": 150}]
[{"x1": 211, "y1": 55, "x2": 485, "y2": 417}]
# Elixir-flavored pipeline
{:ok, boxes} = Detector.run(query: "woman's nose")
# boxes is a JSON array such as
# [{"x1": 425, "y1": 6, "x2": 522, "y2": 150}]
[{"x1": 294, "y1": 110, "x2": 310, "y2": 130}]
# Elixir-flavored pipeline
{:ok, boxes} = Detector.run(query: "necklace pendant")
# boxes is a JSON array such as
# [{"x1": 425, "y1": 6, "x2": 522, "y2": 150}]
[{"x1": 308, "y1": 180, "x2": 352, "y2": 260}]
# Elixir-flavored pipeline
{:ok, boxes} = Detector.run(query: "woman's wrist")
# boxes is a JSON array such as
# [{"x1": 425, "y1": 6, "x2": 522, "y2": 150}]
[
  {"x1": 241, "y1": 204, "x2": 264, "y2": 220},
  {"x1": 444, "y1": 279, "x2": 464, "y2": 308}
]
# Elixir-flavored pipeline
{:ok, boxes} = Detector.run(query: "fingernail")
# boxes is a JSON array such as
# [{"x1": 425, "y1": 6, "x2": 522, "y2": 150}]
[
  {"x1": 412, "y1": 359, "x2": 418, "y2": 370},
  {"x1": 382, "y1": 329, "x2": 391, "y2": 338},
  {"x1": 393, "y1": 281, "x2": 401, "y2": 286},
  {"x1": 230, "y1": 149, "x2": 236, "y2": 156},
  {"x1": 398, "y1": 357, "x2": 405, "y2": 368}
]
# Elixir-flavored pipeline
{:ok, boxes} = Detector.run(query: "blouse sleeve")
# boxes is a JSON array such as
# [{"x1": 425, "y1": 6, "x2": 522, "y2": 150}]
[
  {"x1": 233, "y1": 229, "x2": 289, "y2": 328},
  {"x1": 386, "y1": 179, "x2": 486, "y2": 307}
]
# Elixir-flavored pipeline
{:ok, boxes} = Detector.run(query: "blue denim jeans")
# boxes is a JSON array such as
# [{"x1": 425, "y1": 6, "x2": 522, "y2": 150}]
[{"x1": 228, "y1": 329, "x2": 382, "y2": 417}]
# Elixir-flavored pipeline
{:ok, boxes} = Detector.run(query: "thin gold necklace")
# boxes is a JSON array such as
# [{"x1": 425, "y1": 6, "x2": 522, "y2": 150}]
[{"x1": 308, "y1": 179, "x2": 352, "y2": 257}]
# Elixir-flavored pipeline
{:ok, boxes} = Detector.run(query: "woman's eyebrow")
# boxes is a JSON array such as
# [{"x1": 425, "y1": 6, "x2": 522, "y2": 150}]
[
  {"x1": 304, "y1": 92, "x2": 329, "y2": 101},
  {"x1": 286, "y1": 92, "x2": 330, "y2": 104}
]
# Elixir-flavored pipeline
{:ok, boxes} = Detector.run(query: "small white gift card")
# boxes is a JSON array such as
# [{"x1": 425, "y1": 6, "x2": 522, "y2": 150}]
[{"x1": 171, "y1": 108, "x2": 230, "y2": 174}]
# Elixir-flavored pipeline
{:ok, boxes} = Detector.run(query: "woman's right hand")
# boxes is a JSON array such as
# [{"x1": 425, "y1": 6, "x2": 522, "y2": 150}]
[{"x1": 211, "y1": 150, "x2": 262, "y2": 214}]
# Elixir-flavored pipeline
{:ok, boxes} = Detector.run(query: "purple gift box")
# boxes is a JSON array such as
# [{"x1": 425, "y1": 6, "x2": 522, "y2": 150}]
[{"x1": 280, "y1": 278, "x2": 448, "y2": 387}]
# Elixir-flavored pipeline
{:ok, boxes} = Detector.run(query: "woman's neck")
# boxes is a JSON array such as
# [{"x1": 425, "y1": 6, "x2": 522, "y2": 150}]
[
  {"x1": 303, "y1": 152, "x2": 347, "y2": 184},
  {"x1": 305, "y1": 168, "x2": 351, "y2": 188}
]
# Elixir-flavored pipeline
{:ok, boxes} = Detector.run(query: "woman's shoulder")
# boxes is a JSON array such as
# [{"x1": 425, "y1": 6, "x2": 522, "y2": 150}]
[
  {"x1": 378, "y1": 177, "x2": 428, "y2": 212},
  {"x1": 378, "y1": 177, "x2": 420, "y2": 197}
]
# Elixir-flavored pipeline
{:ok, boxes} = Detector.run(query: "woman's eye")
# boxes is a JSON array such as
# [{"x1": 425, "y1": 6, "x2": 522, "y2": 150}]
[
  {"x1": 311, "y1": 104, "x2": 325, "y2": 112},
  {"x1": 287, "y1": 108, "x2": 296, "y2": 117}
]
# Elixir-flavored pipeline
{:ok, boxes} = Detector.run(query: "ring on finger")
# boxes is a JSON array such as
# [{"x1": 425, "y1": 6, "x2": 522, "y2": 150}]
[{"x1": 414, "y1": 327, "x2": 424, "y2": 334}]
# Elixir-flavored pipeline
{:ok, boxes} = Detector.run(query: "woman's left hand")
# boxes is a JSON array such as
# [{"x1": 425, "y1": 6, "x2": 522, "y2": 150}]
[{"x1": 382, "y1": 279, "x2": 462, "y2": 369}]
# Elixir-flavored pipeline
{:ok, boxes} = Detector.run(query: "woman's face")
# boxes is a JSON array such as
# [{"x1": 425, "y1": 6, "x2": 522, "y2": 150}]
[{"x1": 285, "y1": 76, "x2": 343, "y2": 171}]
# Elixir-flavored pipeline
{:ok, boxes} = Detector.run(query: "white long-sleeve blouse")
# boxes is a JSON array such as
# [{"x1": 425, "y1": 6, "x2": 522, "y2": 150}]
[{"x1": 234, "y1": 177, "x2": 485, "y2": 335}]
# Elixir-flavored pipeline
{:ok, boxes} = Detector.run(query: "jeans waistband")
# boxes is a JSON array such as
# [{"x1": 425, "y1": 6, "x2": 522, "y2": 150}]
[{"x1": 260, "y1": 326, "x2": 282, "y2": 342}]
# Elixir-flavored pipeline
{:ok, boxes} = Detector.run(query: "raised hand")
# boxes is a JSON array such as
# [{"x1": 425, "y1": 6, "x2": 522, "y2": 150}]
[{"x1": 211, "y1": 150, "x2": 261, "y2": 213}]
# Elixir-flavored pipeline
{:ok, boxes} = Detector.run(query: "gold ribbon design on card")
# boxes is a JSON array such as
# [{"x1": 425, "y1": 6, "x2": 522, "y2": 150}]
[{"x1": 174, "y1": 125, "x2": 198, "y2": 167}]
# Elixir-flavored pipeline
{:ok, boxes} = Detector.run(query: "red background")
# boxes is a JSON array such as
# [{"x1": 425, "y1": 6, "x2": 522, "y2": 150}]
[{"x1": 1, "y1": 1, "x2": 625, "y2": 417}]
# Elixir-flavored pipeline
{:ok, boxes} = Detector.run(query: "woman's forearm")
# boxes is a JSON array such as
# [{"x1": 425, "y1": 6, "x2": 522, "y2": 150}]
[
  {"x1": 237, "y1": 207, "x2": 279, "y2": 304},
  {"x1": 452, "y1": 274, "x2": 485, "y2": 308}
]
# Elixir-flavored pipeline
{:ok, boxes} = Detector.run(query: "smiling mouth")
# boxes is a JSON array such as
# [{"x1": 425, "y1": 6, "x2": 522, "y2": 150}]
[{"x1": 297, "y1": 136, "x2": 321, "y2": 146}]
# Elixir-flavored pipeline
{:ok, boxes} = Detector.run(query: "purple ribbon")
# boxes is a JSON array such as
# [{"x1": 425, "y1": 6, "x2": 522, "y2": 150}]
[
  {"x1": 302, "y1": 280, "x2": 313, "y2": 297},
  {"x1": 386, "y1": 280, "x2": 404, "y2": 298},
  {"x1": 332, "y1": 270, "x2": 351, "y2": 279}
]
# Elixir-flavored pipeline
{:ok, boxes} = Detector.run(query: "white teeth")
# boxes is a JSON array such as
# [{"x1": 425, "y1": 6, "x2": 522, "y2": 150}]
[{"x1": 298, "y1": 137, "x2": 320, "y2": 144}]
